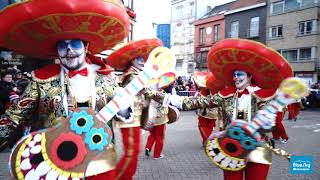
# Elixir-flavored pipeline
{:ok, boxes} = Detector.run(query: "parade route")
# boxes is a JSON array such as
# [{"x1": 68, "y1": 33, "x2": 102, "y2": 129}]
[{"x1": 1, "y1": 110, "x2": 319, "y2": 180}]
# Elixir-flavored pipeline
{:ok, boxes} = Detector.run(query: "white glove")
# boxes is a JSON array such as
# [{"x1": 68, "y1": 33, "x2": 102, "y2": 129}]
[{"x1": 169, "y1": 94, "x2": 183, "y2": 109}]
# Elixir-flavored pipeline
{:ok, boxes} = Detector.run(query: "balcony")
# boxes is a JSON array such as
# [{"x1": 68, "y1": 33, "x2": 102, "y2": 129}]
[
  {"x1": 297, "y1": 31, "x2": 319, "y2": 37},
  {"x1": 288, "y1": 58, "x2": 319, "y2": 71}
]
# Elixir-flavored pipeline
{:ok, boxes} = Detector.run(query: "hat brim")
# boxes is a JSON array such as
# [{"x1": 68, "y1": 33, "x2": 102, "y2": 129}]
[
  {"x1": 192, "y1": 71, "x2": 212, "y2": 88},
  {"x1": 0, "y1": 0, "x2": 129, "y2": 58},
  {"x1": 207, "y1": 39, "x2": 293, "y2": 89},
  {"x1": 106, "y1": 39, "x2": 163, "y2": 71},
  {"x1": 158, "y1": 72, "x2": 176, "y2": 89}
]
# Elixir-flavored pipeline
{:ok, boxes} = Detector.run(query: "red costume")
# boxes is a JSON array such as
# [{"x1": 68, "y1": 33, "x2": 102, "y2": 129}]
[
  {"x1": 287, "y1": 102, "x2": 302, "y2": 121},
  {"x1": 272, "y1": 111, "x2": 288, "y2": 141},
  {"x1": 197, "y1": 89, "x2": 217, "y2": 145},
  {"x1": 107, "y1": 39, "x2": 163, "y2": 179}
]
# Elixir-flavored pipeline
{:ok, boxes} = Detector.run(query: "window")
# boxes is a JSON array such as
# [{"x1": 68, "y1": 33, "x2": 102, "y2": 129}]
[
  {"x1": 127, "y1": 23, "x2": 133, "y2": 41},
  {"x1": 282, "y1": 49, "x2": 298, "y2": 61},
  {"x1": 213, "y1": 24, "x2": 220, "y2": 42},
  {"x1": 298, "y1": 20, "x2": 317, "y2": 35},
  {"x1": 281, "y1": 47, "x2": 315, "y2": 62},
  {"x1": 230, "y1": 21, "x2": 239, "y2": 38},
  {"x1": 249, "y1": 17, "x2": 259, "y2": 37},
  {"x1": 200, "y1": 52, "x2": 208, "y2": 64},
  {"x1": 187, "y1": 63, "x2": 194, "y2": 73},
  {"x1": 199, "y1": 28, "x2": 205, "y2": 45},
  {"x1": 176, "y1": 5, "x2": 183, "y2": 19},
  {"x1": 176, "y1": 60, "x2": 183, "y2": 71},
  {"x1": 269, "y1": 25, "x2": 283, "y2": 38},
  {"x1": 299, "y1": 48, "x2": 312, "y2": 60},
  {"x1": 270, "y1": 1, "x2": 284, "y2": 14}
]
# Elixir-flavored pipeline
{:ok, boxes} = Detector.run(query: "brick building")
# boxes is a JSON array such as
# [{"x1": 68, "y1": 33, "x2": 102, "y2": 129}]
[
  {"x1": 266, "y1": 0, "x2": 320, "y2": 84},
  {"x1": 193, "y1": 2, "x2": 234, "y2": 71}
]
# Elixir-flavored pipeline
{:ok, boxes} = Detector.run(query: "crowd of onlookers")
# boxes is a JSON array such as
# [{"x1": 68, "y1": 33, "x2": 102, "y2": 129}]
[
  {"x1": 174, "y1": 76, "x2": 197, "y2": 96},
  {"x1": 0, "y1": 68, "x2": 31, "y2": 115}
]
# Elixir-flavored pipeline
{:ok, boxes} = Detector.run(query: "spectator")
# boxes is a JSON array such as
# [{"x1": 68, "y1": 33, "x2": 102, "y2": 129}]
[{"x1": 0, "y1": 70, "x2": 19, "y2": 115}]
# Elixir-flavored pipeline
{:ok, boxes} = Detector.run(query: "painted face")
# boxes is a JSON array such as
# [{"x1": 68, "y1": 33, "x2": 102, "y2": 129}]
[
  {"x1": 132, "y1": 56, "x2": 145, "y2": 71},
  {"x1": 233, "y1": 70, "x2": 250, "y2": 90},
  {"x1": 57, "y1": 39, "x2": 86, "y2": 70}
]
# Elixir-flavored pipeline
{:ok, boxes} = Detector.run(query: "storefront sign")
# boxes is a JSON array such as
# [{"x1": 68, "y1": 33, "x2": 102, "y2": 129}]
[{"x1": 1, "y1": 58, "x2": 22, "y2": 65}]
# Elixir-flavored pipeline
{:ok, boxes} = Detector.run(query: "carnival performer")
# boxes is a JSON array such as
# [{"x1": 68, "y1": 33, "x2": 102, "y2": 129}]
[
  {"x1": 287, "y1": 101, "x2": 303, "y2": 121},
  {"x1": 147, "y1": 39, "x2": 301, "y2": 180},
  {"x1": 192, "y1": 72, "x2": 220, "y2": 147},
  {"x1": 0, "y1": 0, "x2": 135, "y2": 179},
  {"x1": 106, "y1": 39, "x2": 163, "y2": 179},
  {"x1": 144, "y1": 72, "x2": 177, "y2": 160},
  {"x1": 272, "y1": 109, "x2": 289, "y2": 143}
]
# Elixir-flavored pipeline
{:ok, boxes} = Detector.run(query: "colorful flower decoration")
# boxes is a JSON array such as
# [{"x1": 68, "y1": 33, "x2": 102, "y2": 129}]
[
  {"x1": 50, "y1": 132, "x2": 87, "y2": 169},
  {"x1": 69, "y1": 110, "x2": 94, "y2": 135},
  {"x1": 219, "y1": 137, "x2": 244, "y2": 157},
  {"x1": 85, "y1": 128, "x2": 109, "y2": 151},
  {"x1": 227, "y1": 127, "x2": 245, "y2": 140},
  {"x1": 240, "y1": 136, "x2": 257, "y2": 150}
]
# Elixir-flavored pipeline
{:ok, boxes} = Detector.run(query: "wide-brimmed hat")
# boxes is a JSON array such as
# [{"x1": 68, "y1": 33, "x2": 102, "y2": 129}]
[
  {"x1": 207, "y1": 39, "x2": 293, "y2": 89},
  {"x1": 106, "y1": 39, "x2": 163, "y2": 71},
  {"x1": 0, "y1": 0, "x2": 130, "y2": 58},
  {"x1": 192, "y1": 71, "x2": 212, "y2": 88},
  {"x1": 158, "y1": 72, "x2": 176, "y2": 89}
]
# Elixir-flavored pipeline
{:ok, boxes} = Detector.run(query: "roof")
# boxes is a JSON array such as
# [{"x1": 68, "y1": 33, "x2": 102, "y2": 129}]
[
  {"x1": 229, "y1": 0, "x2": 267, "y2": 10},
  {"x1": 200, "y1": 1, "x2": 235, "y2": 20}
]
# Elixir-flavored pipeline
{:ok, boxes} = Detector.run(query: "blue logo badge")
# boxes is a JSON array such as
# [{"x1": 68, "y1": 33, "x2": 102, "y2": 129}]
[{"x1": 290, "y1": 155, "x2": 313, "y2": 174}]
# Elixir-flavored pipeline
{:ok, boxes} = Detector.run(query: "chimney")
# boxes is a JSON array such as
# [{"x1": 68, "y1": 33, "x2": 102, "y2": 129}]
[{"x1": 207, "y1": 6, "x2": 211, "y2": 13}]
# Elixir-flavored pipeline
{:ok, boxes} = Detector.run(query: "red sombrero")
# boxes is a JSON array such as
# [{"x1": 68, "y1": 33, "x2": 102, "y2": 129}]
[
  {"x1": 106, "y1": 39, "x2": 163, "y2": 71},
  {"x1": 0, "y1": 0, "x2": 129, "y2": 58},
  {"x1": 207, "y1": 39, "x2": 293, "y2": 89},
  {"x1": 158, "y1": 72, "x2": 176, "y2": 89}
]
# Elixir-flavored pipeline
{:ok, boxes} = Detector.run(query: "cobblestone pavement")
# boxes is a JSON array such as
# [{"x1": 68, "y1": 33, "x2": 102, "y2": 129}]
[{"x1": 1, "y1": 110, "x2": 319, "y2": 180}]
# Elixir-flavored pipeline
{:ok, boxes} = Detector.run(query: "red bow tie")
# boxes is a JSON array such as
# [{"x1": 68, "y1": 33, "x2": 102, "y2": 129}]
[
  {"x1": 237, "y1": 89, "x2": 249, "y2": 98},
  {"x1": 68, "y1": 68, "x2": 88, "y2": 78}
]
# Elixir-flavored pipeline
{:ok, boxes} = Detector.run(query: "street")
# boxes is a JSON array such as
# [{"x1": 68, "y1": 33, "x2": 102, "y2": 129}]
[{"x1": 1, "y1": 110, "x2": 319, "y2": 180}]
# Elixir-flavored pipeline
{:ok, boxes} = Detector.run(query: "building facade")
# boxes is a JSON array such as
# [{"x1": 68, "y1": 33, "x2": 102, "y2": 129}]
[
  {"x1": 193, "y1": 2, "x2": 234, "y2": 71},
  {"x1": 266, "y1": 0, "x2": 320, "y2": 84},
  {"x1": 224, "y1": 0, "x2": 267, "y2": 44},
  {"x1": 156, "y1": 24, "x2": 171, "y2": 48},
  {"x1": 171, "y1": 0, "x2": 218, "y2": 76}
]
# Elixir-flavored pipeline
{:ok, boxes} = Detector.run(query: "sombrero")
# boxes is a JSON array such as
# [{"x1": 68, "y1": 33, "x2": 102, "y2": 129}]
[
  {"x1": 192, "y1": 71, "x2": 212, "y2": 88},
  {"x1": 106, "y1": 39, "x2": 163, "y2": 71},
  {"x1": 0, "y1": 0, "x2": 129, "y2": 58},
  {"x1": 207, "y1": 39, "x2": 293, "y2": 89},
  {"x1": 158, "y1": 72, "x2": 176, "y2": 89}
]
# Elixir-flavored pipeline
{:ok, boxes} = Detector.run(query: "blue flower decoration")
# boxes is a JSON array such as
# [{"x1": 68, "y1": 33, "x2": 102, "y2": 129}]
[
  {"x1": 85, "y1": 128, "x2": 109, "y2": 151},
  {"x1": 69, "y1": 110, "x2": 94, "y2": 135},
  {"x1": 240, "y1": 136, "x2": 257, "y2": 150},
  {"x1": 227, "y1": 126, "x2": 245, "y2": 140}
]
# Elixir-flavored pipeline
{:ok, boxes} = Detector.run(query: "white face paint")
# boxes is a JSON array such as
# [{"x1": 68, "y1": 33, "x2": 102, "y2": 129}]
[
  {"x1": 233, "y1": 70, "x2": 250, "y2": 90},
  {"x1": 132, "y1": 56, "x2": 145, "y2": 71},
  {"x1": 57, "y1": 39, "x2": 86, "y2": 70}
]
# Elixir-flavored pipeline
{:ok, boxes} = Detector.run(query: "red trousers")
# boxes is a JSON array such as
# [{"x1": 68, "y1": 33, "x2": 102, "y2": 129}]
[
  {"x1": 198, "y1": 116, "x2": 216, "y2": 145},
  {"x1": 288, "y1": 103, "x2": 301, "y2": 120},
  {"x1": 272, "y1": 112, "x2": 288, "y2": 140},
  {"x1": 86, "y1": 169, "x2": 116, "y2": 180},
  {"x1": 223, "y1": 162, "x2": 270, "y2": 180},
  {"x1": 145, "y1": 124, "x2": 166, "y2": 158},
  {"x1": 115, "y1": 127, "x2": 141, "y2": 180}
]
